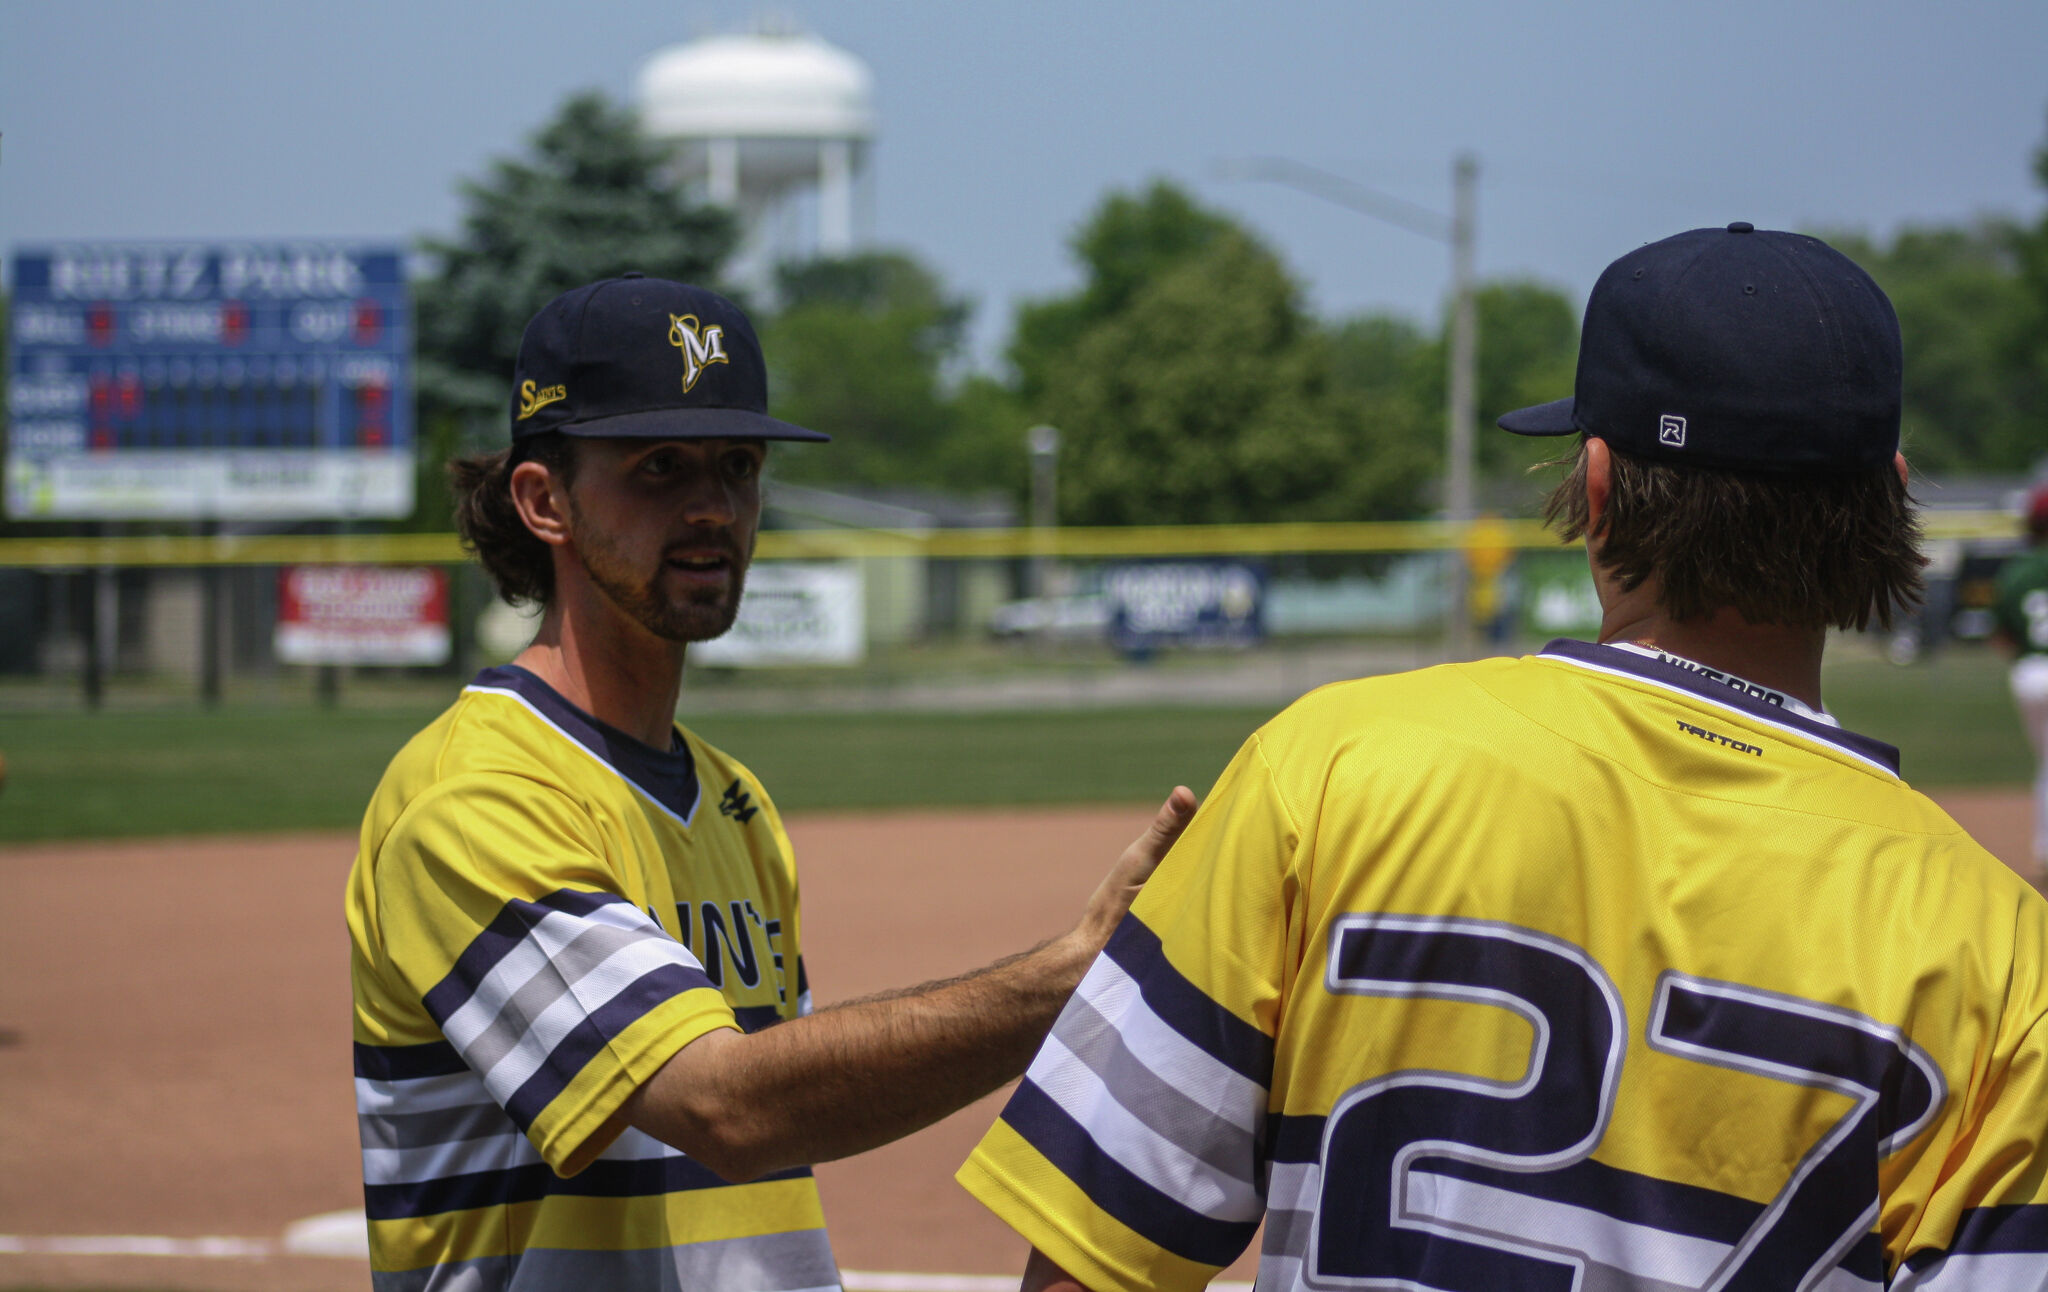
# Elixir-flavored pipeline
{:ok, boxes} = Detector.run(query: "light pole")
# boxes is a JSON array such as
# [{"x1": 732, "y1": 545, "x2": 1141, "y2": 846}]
[
  {"x1": 1027, "y1": 424, "x2": 1060, "y2": 602},
  {"x1": 1218, "y1": 153, "x2": 1480, "y2": 658}
]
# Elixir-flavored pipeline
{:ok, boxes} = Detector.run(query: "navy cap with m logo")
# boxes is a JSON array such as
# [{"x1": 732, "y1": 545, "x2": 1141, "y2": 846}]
[{"x1": 509, "y1": 274, "x2": 828, "y2": 444}]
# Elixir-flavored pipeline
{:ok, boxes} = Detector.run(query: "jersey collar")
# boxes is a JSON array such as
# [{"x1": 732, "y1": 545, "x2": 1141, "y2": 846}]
[
  {"x1": 1602, "y1": 641, "x2": 1837, "y2": 726},
  {"x1": 464, "y1": 664, "x2": 702, "y2": 826},
  {"x1": 1538, "y1": 639, "x2": 1902, "y2": 778}
]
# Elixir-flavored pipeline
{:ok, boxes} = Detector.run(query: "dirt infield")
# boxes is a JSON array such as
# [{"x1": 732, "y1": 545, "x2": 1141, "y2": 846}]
[{"x1": 0, "y1": 789, "x2": 2032, "y2": 1290}]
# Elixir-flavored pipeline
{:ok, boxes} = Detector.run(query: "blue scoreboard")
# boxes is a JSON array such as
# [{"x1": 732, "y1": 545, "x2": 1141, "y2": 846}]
[{"x1": 7, "y1": 241, "x2": 413, "y2": 520}]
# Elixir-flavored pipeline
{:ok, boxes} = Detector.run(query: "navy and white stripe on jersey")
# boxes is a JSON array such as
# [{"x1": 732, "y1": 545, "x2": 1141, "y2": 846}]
[
  {"x1": 365, "y1": 1235, "x2": 842, "y2": 1292},
  {"x1": 420, "y1": 887, "x2": 718, "y2": 1134},
  {"x1": 1895, "y1": 1207, "x2": 2048, "y2": 1290},
  {"x1": 354, "y1": 1046, "x2": 815, "y2": 1221},
  {"x1": 998, "y1": 916, "x2": 1272, "y2": 1267},
  {"x1": 1257, "y1": 1119, "x2": 1893, "y2": 1289}
]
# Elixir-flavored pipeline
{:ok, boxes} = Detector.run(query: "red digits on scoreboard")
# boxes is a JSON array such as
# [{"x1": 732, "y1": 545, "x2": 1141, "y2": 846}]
[{"x1": 355, "y1": 379, "x2": 390, "y2": 447}]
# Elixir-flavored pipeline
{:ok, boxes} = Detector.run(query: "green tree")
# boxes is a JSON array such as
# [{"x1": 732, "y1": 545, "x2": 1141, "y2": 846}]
[
  {"x1": 1034, "y1": 220, "x2": 1431, "y2": 525},
  {"x1": 408, "y1": 91, "x2": 736, "y2": 523},
  {"x1": 1326, "y1": 279, "x2": 1579, "y2": 507},
  {"x1": 759, "y1": 251, "x2": 983, "y2": 489},
  {"x1": 1828, "y1": 220, "x2": 2045, "y2": 474},
  {"x1": 1008, "y1": 181, "x2": 1236, "y2": 406},
  {"x1": 1324, "y1": 311, "x2": 1439, "y2": 485}
]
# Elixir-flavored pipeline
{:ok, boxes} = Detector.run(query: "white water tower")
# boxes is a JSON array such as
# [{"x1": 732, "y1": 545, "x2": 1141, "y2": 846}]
[{"x1": 638, "y1": 28, "x2": 875, "y2": 285}]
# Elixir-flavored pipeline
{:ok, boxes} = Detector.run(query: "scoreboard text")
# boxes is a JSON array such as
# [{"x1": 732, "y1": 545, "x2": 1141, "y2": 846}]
[{"x1": 7, "y1": 242, "x2": 414, "y2": 520}]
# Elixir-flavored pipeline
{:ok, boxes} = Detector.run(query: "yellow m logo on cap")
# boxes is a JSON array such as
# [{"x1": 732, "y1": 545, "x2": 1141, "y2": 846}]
[{"x1": 668, "y1": 314, "x2": 729, "y2": 393}]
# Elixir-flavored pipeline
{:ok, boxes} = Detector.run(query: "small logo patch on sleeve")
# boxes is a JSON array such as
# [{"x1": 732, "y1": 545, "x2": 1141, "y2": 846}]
[{"x1": 718, "y1": 778, "x2": 759, "y2": 823}]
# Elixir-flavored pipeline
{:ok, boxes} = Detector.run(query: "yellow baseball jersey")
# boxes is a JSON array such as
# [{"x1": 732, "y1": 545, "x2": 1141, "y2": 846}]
[
  {"x1": 960, "y1": 640, "x2": 2048, "y2": 1290},
  {"x1": 348, "y1": 664, "x2": 835, "y2": 1291}
]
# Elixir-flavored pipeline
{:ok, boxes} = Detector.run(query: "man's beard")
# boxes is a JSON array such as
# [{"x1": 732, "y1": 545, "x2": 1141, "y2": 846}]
[{"x1": 569, "y1": 502, "x2": 749, "y2": 645}]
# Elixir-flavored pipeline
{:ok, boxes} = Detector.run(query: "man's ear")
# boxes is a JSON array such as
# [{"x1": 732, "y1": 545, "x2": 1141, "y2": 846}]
[
  {"x1": 1893, "y1": 451, "x2": 1909, "y2": 490},
  {"x1": 510, "y1": 459, "x2": 573, "y2": 549},
  {"x1": 1583, "y1": 436, "x2": 1613, "y2": 542}
]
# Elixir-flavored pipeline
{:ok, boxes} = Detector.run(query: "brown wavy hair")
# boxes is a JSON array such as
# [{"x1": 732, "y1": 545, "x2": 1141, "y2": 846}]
[
  {"x1": 1542, "y1": 436, "x2": 1925, "y2": 631},
  {"x1": 449, "y1": 433, "x2": 579, "y2": 608}
]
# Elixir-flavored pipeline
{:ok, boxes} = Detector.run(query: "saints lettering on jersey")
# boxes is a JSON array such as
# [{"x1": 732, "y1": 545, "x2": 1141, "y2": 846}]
[
  {"x1": 960, "y1": 642, "x2": 2048, "y2": 1291},
  {"x1": 348, "y1": 665, "x2": 830, "y2": 1290}
]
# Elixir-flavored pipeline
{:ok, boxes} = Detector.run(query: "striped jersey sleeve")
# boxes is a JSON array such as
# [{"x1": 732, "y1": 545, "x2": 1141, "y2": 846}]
[
  {"x1": 364, "y1": 772, "x2": 739, "y2": 1177},
  {"x1": 959, "y1": 733, "x2": 1297, "y2": 1292},
  {"x1": 1894, "y1": 990, "x2": 2048, "y2": 1287}
]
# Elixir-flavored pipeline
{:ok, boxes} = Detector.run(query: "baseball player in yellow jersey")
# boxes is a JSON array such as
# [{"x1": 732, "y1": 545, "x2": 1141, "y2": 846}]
[
  {"x1": 346, "y1": 274, "x2": 1194, "y2": 1291},
  {"x1": 960, "y1": 225, "x2": 2048, "y2": 1290}
]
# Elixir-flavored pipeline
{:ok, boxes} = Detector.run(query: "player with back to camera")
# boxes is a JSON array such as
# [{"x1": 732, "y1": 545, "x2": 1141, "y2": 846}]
[
  {"x1": 344, "y1": 273, "x2": 1196, "y2": 1291},
  {"x1": 1993, "y1": 484, "x2": 2048, "y2": 889},
  {"x1": 958, "y1": 225, "x2": 2048, "y2": 1290}
]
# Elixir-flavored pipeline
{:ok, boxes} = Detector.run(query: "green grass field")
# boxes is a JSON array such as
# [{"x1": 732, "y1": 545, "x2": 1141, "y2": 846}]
[{"x1": 0, "y1": 645, "x2": 2026, "y2": 844}]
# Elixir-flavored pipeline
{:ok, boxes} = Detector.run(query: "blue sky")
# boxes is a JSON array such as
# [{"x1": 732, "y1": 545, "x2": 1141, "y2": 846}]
[{"x1": 4, "y1": 1, "x2": 2045, "y2": 368}]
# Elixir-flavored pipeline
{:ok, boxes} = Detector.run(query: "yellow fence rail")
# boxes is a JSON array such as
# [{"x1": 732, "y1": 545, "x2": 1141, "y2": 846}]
[{"x1": 0, "y1": 510, "x2": 2015, "y2": 569}]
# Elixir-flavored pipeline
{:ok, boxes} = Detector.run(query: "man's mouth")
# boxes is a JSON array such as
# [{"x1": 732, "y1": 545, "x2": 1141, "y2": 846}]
[{"x1": 662, "y1": 540, "x2": 741, "y2": 585}]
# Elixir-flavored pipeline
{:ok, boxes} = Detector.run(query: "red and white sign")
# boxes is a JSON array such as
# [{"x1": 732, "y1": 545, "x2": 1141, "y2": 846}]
[{"x1": 275, "y1": 565, "x2": 449, "y2": 666}]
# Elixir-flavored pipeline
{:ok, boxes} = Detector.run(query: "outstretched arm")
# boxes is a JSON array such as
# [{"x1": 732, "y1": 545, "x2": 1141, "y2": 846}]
[{"x1": 619, "y1": 786, "x2": 1199, "y2": 1181}]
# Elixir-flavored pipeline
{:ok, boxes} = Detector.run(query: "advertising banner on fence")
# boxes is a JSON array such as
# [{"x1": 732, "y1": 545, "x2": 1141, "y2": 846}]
[
  {"x1": 275, "y1": 565, "x2": 449, "y2": 666},
  {"x1": 692, "y1": 562, "x2": 864, "y2": 667},
  {"x1": 1105, "y1": 560, "x2": 1265, "y2": 654}
]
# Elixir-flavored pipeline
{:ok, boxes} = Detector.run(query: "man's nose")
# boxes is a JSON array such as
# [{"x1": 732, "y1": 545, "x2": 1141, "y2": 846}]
[{"x1": 676, "y1": 463, "x2": 738, "y2": 524}]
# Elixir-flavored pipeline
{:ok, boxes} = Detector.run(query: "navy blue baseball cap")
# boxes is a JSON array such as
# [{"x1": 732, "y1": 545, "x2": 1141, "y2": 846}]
[
  {"x1": 509, "y1": 273, "x2": 828, "y2": 445},
  {"x1": 1498, "y1": 223, "x2": 1900, "y2": 473}
]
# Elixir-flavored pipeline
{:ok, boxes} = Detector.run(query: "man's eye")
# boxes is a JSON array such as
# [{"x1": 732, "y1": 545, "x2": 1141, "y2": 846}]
[{"x1": 722, "y1": 452, "x2": 760, "y2": 481}]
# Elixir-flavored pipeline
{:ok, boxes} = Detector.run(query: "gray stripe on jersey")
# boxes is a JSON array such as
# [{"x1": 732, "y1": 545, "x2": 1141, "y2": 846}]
[
  {"x1": 1258, "y1": 1205, "x2": 1313, "y2": 1265},
  {"x1": 663, "y1": 1229, "x2": 840, "y2": 1291},
  {"x1": 1257, "y1": 1160, "x2": 1883, "y2": 1292},
  {"x1": 1052, "y1": 992, "x2": 1259, "y2": 1178},
  {"x1": 358, "y1": 1101, "x2": 515, "y2": 1152},
  {"x1": 1574, "y1": 1267, "x2": 1699, "y2": 1292},
  {"x1": 1892, "y1": 1254, "x2": 2048, "y2": 1290},
  {"x1": 372, "y1": 1255, "x2": 520, "y2": 1292},
  {"x1": 1253, "y1": 1247, "x2": 1715, "y2": 1292},
  {"x1": 368, "y1": 1230, "x2": 839, "y2": 1292},
  {"x1": 455, "y1": 919, "x2": 657, "y2": 1075}
]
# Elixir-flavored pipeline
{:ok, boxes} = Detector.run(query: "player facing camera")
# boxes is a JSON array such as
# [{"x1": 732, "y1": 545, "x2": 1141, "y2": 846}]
[{"x1": 350, "y1": 274, "x2": 1195, "y2": 1291}]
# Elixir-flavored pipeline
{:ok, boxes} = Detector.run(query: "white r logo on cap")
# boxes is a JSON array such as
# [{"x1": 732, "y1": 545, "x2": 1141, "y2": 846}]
[{"x1": 1659, "y1": 414, "x2": 1687, "y2": 448}]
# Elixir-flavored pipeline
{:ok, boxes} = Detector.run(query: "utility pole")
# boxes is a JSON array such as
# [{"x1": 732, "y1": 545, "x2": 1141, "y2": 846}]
[
  {"x1": 1027, "y1": 424, "x2": 1060, "y2": 601},
  {"x1": 1445, "y1": 153, "x2": 1479, "y2": 660},
  {"x1": 201, "y1": 518, "x2": 224, "y2": 707}
]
